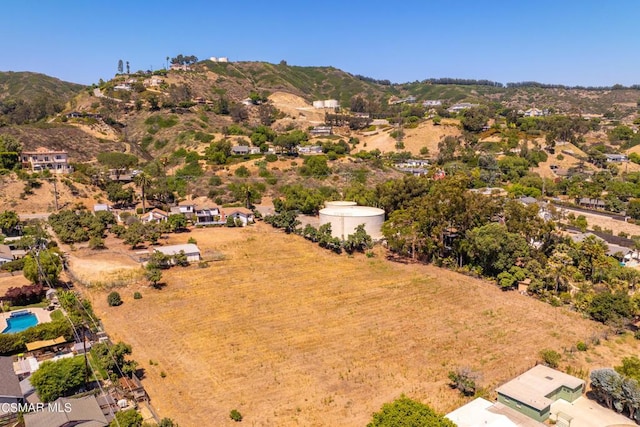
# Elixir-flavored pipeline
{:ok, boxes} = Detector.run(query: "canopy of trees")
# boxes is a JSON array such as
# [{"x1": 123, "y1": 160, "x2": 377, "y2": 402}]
[
  {"x1": 30, "y1": 356, "x2": 86, "y2": 402},
  {"x1": 367, "y1": 395, "x2": 456, "y2": 427}
]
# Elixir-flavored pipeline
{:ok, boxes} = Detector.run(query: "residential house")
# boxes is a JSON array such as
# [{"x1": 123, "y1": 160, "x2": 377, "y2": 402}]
[
  {"x1": 577, "y1": 198, "x2": 606, "y2": 209},
  {"x1": 297, "y1": 145, "x2": 323, "y2": 155},
  {"x1": 227, "y1": 208, "x2": 255, "y2": 226},
  {"x1": 422, "y1": 100, "x2": 442, "y2": 107},
  {"x1": 231, "y1": 145, "x2": 259, "y2": 155},
  {"x1": 151, "y1": 243, "x2": 201, "y2": 263},
  {"x1": 447, "y1": 102, "x2": 477, "y2": 113},
  {"x1": 23, "y1": 395, "x2": 108, "y2": 427},
  {"x1": 194, "y1": 206, "x2": 224, "y2": 225},
  {"x1": 523, "y1": 108, "x2": 546, "y2": 117},
  {"x1": 113, "y1": 83, "x2": 131, "y2": 91},
  {"x1": 231, "y1": 145, "x2": 250, "y2": 155},
  {"x1": 605, "y1": 153, "x2": 628, "y2": 162},
  {"x1": 117, "y1": 376, "x2": 147, "y2": 402},
  {"x1": 389, "y1": 95, "x2": 417, "y2": 105},
  {"x1": 312, "y1": 99, "x2": 340, "y2": 109},
  {"x1": 143, "y1": 76, "x2": 164, "y2": 87},
  {"x1": 446, "y1": 397, "x2": 545, "y2": 427},
  {"x1": 170, "y1": 202, "x2": 195, "y2": 219},
  {"x1": 310, "y1": 126, "x2": 333, "y2": 136},
  {"x1": 21, "y1": 148, "x2": 72, "y2": 174},
  {"x1": 93, "y1": 204, "x2": 111, "y2": 213},
  {"x1": 0, "y1": 356, "x2": 24, "y2": 419},
  {"x1": 170, "y1": 63, "x2": 191, "y2": 71},
  {"x1": 0, "y1": 245, "x2": 13, "y2": 265},
  {"x1": 140, "y1": 208, "x2": 168, "y2": 224},
  {"x1": 496, "y1": 365, "x2": 584, "y2": 422}
]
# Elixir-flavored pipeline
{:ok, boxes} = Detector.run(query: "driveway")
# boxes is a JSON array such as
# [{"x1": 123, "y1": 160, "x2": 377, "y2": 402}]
[{"x1": 551, "y1": 396, "x2": 635, "y2": 427}]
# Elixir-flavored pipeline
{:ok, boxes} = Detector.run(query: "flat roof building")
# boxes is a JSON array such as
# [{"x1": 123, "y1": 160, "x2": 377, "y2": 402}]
[{"x1": 496, "y1": 365, "x2": 584, "y2": 422}]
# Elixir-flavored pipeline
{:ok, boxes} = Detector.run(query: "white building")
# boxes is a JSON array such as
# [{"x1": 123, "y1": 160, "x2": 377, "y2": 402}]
[
  {"x1": 151, "y1": 243, "x2": 201, "y2": 263},
  {"x1": 313, "y1": 99, "x2": 340, "y2": 109},
  {"x1": 21, "y1": 148, "x2": 72, "y2": 174}
]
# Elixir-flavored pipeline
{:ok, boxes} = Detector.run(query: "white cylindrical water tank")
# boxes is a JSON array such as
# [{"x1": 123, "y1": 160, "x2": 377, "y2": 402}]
[{"x1": 319, "y1": 205, "x2": 385, "y2": 240}]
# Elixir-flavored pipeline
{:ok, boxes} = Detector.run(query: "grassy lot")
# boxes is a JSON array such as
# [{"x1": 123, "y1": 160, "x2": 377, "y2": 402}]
[{"x1": 82, "y1": 224, "x2": 636, "y2": 427}]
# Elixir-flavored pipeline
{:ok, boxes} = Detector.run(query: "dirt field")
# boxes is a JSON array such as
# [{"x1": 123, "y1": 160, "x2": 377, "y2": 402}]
[
  {"x1": 75, "y1": 224, "x2": 640, "y2": 426},
  {"x1": 355, "y1": 119, "x2": 461, "y2": 155},
  {"x1": 0, "y1": 273, "x2": 31, "y2": 297}
]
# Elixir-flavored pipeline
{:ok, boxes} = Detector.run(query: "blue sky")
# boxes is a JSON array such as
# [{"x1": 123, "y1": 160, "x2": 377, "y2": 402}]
[{"x1": 1, "y1": 0, "x2": 638, "y2": 86}]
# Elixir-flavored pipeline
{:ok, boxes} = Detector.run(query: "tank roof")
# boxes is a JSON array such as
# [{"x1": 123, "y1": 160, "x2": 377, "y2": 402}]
[{"x1": 319, "y1": 206, "x2": 385, "y2": 217}]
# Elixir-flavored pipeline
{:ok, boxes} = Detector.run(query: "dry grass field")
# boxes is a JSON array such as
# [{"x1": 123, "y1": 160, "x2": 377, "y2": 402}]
[{"x1": 75, "y1": 224, "x2": 640, "y2": 426}]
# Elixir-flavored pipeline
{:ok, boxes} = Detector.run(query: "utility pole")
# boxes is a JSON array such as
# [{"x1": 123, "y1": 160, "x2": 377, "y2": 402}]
[{"x1": 52, "y1": 177, "x2": 59, "y2": 211}]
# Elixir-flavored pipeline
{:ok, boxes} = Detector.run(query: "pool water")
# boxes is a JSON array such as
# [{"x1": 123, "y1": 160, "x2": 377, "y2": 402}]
[{"x1": 2, "y1": 312, "x2": 39, "y2": 334}]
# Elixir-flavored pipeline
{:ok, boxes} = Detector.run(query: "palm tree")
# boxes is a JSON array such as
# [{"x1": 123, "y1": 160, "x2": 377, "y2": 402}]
[{"x1": 134, "y1": 172, "x2": 151, "y2": 214}]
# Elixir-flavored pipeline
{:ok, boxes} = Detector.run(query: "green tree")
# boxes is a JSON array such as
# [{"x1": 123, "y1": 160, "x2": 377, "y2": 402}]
[
  {"x1": 588, "y1": 291, "x2": 633, "y2": 325},
  {"x1": 367, "y1": 395, "x2": 455, "y2": 427},
  {"x1": 343, "y1": 224, "x2": 373, "y2": 254},
  {"x1": 23, "y1": 249, "x2": 62, "y2": 285},
  {"x1": 97, "y1": 152, "x2": 138, "y2": 174},
  {"x1": 158, "y1": 419, "x2": 178, "y2": 427},
  {"x1": 0, "y1": 210, "x2": 20, "y2": 235},
  {"x1": 134, "y1": 172, "x2": 151, "y2": 214},
  {"x1": 299, "y1": 155, "x2": 330, "y2": 178},
  {"x1": 146, "y1": 265, "x2": 162, "y2": 288},
  {"x1": 123, "y1": 222, "x2": 146, "y2": 249},
  {"x1": 110, "y1": 409, "x2": 143, "y2": 427},
  {"x1": 91, "y1": 341, "x2": 137, "y2": 378},
  {"x1": 616, "y1": 356, "x2": 640, "y2": 384},
  {"x1": 464, "y1": 223, "x2": 530, "y2": 277},
  {"x1": 167, "y1": 214, "x2": 187, "y2": 232},
  {"x1": 30, "y1": 356, "x2": 86, "y2": 402}
]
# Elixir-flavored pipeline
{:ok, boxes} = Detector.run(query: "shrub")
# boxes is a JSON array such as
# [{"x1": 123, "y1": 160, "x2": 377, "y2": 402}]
[
  {"x1": 265, "y1": 153, "x2": 278, "y2": 162},
  {"x1": 447, "y1": 367, "x2": 480, "y2": 396},
  {"x1": 133, "y1": 292, "x2": 142, "y2": 300},
  {"x1": 187, "y1": 237, "x2": 197, "y2": 244},
  {"x1": 539, "y1": 348, "x2": 561, "y2": 368},
  {"x1": 576, "y1": 341, "x2": 588, "y2": 351},
  {"x1": 230, "y1": 409, "x2": 243, "y2": 422},
  {"x1": 160, "y1": 371, "x2": 166, "y2": 378},
  {"x1": 107, "y1": 291, "x2": 122, "y2": 307}
]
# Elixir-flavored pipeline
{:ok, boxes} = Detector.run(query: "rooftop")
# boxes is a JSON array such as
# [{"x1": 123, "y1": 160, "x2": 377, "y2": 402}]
[
  {"x1": 152, "y1": 243, "x2": 200, "y2": 256},
  {"x1": 0, "y1": 356, "x2": 22, "y2": 399},
  {"x1": 496, "y1": 365, "x2": 584, "y2": 411},
  {"x1": 24, "y1": 395, "x2": 108, "y2": 427}
]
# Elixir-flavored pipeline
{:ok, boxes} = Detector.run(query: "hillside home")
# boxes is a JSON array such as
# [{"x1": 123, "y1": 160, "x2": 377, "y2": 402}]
[
  {"x1": 523, "y1": 108, "x2": 547, "y2": 117},
  {"x1": 447, "y1": 102, "x2": 477, "y2": 113},
  {"x1": 21, "y1": 148, "x2": 72, "y2": 174},
  {"x1": 312, "y1": 99, "x2": 340, "y2": 109},
  {"x1": 170, "y1": 63, "x2": 191, "y2": 71},
  {"x1": 151, "y1": 243, "x2": 201, "y2": 263},
  {"x1": 231, "y1": 145, "x2": 259, "y2": 155},
  {"x1": 227, "y1": 208, "x2": 255, "y2": 226},
  {"x1": 605, "y1": 153, "x2": 628, "y2": 162},
  {"x1": 143, "y1": 76, "x2": 164, "y2": 87},
  {"x1": 577, "y1": 198, "x2": 606, "y2": 209},
  {"x1": 389, "y1": 95, "x2": 417, "y2": 105},
  {"x1": 297, "y1": 145, "x2": 323, "y2": 155},
  {"x1": 194, "y1": 207, "x2": 224, "y2": 225},
  {"x1": 113, "y1": 83, "x2": 131, "y2": 91},
  {"x1": 496, "y1": 365, "x2": 584, "y2": 422},
  {"x1": 310, "y1": 126, "x2": 332, "y2": 136},
  {"x1": 422, "y1": 100, "x2": 442, "y2": 107},
  {"x1": 93, "y1": 204, "x2": 111, "y2": 212},
  {"x1": 140, "y1": 208, "x2": 169, "y2": 224},
  {"x1": 170, "y1": 202, "x2": 195, "y2": 219}
]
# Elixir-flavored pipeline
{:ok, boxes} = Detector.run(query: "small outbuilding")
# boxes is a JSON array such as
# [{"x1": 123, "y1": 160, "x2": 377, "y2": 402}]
[{"x1": 151, "y1": 243, "x2": 201, "y2": 263}]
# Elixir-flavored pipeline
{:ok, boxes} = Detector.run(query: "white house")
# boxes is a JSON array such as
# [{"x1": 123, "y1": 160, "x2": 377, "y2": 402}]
[
  {"x1": 151, "y1": 243, "x2": 201, "y2": 263},
  {"x1": 422, "y1": 100, "x2": 442, "y2": 107},
  {"x1": 227, "y1": 208, "x2": 255, "y2": 226},
  {"x1": 21, "y1": 148, "x2": 72, "y2": 174},
  {"x1": 170, "y1": 203, "x2": 195, "y2": 219},
  {"x1": 140, "y1": 208, "x2": 169, "y2": 224}
]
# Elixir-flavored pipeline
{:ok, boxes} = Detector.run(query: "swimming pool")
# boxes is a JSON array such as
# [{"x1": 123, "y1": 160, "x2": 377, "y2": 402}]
[{"x1": 2, "y1": 310, "x2": 39, "y2": 334}]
